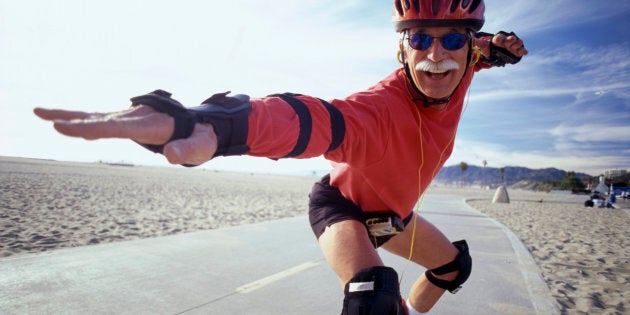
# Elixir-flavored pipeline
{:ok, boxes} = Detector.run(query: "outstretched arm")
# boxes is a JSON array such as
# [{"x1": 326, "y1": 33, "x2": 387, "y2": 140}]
[
  {"x1": 35, "y1": 90, "x2": 348, "y2": 166},
  {"x1": 33, "y1": 105, "x2": 219, "y2": 166}
]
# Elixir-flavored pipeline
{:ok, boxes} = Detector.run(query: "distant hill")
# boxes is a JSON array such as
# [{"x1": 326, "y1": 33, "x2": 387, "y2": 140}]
[{"x1": 433, "y1": 165, "x2": 591, "y2": 188}]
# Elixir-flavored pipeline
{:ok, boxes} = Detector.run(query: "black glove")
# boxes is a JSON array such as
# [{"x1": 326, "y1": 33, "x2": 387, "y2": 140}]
[{"x1": 476, "y1": 31, "x2": 523, "y2": 67}]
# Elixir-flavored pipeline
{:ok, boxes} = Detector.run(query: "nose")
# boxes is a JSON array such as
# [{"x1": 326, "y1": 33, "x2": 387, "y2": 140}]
[{"x1": 426, "y1": 38, "x2": 446, "y2": 62}]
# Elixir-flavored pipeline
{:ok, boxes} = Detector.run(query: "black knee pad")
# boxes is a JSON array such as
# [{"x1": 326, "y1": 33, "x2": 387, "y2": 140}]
[
  {"x1": 425, "y1": 239, "x2": 472, "y2": 293},
  {"x1": 342, "y1": 266, "x2": 405, "y2": 315}
]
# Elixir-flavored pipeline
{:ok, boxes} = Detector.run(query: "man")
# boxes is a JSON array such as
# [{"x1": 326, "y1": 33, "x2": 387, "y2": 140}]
[{"x1": 35, "y1": 1, "x2": 527, "y2": 314}]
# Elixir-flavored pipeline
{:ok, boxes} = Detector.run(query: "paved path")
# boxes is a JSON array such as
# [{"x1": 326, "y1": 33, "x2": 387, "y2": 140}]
[{"x1": 0, "y1": 194, "x2": 559, "y2": 314}]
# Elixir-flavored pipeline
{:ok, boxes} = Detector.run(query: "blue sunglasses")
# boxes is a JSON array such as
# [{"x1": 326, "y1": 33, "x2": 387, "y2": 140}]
[{"x1": 407, "y1": 33, "x2": 470, "y2": 51}]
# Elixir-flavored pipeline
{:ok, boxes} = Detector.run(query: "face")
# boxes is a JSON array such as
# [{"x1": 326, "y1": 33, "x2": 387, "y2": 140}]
[{"x1": 401, "y1": 26, "x2": 470, "y2": 101}]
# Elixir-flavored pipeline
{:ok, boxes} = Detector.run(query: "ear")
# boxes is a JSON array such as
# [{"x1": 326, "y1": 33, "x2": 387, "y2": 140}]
[
  {"x1": 397, "y1": 39, "x2": 405, "y2": 64},
  {"x1": 471, "y1": 46, "x2": 481, "y2": 65}
]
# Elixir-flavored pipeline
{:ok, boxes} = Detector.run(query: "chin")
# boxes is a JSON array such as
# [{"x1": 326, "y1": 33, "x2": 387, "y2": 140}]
[
  {"x1": 422, "y1": 90, "x2": 454, "y2": 101},
  {"x1": 413, "y1": 75, "x2": 459, "y2": 102}
]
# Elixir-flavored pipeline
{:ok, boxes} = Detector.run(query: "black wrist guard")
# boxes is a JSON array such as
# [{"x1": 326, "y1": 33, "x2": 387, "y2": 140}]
[
  {"x1": 476, "y1": 31, "x2": 523, "y2": 67},
  {"x1": 130, "y1": 89, "x2": 251, "y2": 163}
]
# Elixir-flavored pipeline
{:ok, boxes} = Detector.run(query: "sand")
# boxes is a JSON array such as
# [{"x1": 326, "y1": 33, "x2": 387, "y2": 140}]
[
  {"x1": 1, "y1": 156, "x2": 315, "y2": 257},
  {"x1": 466, "y1": 191, "x2": 629, "y2": 315},
  {"x1": 2, "y1": 156, "x2": 628, "y2": 314}
]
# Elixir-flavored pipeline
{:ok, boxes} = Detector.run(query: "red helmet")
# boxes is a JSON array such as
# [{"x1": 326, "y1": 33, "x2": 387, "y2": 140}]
[{"x1": 393, "y1": 0, "x2": 485, "y2": 33}]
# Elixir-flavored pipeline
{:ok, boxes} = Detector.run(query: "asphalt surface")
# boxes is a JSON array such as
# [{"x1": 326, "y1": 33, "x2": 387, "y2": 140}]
[{"x1": 0, "y1": 194, "x2": 559, "y2": 314}]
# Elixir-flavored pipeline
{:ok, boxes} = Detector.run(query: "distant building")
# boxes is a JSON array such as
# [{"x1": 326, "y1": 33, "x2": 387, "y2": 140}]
[
  {"x1": 594, "y1": 176, "x2": 609, "y2": 194},
  {"x1": 605, "y1": 169, "x2": 628, "y2": 179}
]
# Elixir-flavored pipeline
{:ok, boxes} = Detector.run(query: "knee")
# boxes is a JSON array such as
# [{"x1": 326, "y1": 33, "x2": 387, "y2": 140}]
[
  {"x1": 424, "y1": 240, "x2": 472, "y2": 293},
  {"x1": 342, "y1": 266, "x2": 406, "y2": 315}
]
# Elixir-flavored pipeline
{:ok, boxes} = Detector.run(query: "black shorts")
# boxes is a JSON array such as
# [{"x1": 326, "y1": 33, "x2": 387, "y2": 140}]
[{"x1": 308, "y1": 174, "x2": 413, "y2": 248}]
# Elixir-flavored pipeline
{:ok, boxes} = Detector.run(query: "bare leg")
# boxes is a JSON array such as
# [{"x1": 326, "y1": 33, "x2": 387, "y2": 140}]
[
  {"x1": 382, "y1": 214, "x2": 460, "y2": 313},
  {"x1": 317, "y1": 220, "x2": 384, "y2": 287}
]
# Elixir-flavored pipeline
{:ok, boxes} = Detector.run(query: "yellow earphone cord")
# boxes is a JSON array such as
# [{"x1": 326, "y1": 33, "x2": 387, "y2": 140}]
[{"x1": 397, "y1": 54, "x2": 477, "y2": 284}]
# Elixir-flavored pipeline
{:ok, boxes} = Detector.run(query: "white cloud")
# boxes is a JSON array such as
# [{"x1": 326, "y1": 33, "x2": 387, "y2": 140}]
[
  {"x1": 550, "y1": 124, "x2": 630, "y2": 143},
  {"x1": 484, "y1": 0, "x2": 630, "y2": 35},
  {"x1": 0, "y1": 1, "x2": 398, "y2": 169},
  {"x1": 469, "y1": 81, "x2": 630, "y2": 104},
  {"x1": 448, "y1": 138, "x2": 627, "y2": 175},
  {"x1": 2, "y1": 1, "x2": 628, "y2": 176}
]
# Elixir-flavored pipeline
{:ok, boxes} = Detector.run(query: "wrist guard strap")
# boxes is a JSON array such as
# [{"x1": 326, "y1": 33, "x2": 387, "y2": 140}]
[{"x1": 130, "y1": 89, "x2": 251, "y2": 163}]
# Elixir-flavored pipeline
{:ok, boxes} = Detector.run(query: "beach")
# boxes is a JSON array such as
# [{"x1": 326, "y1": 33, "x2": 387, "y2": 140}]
[
  {"x1": 2, "y1": 156, "x2": 628, "y2": 314},
  {"x1": 467, "y1": 194, "x2": 629, "y2": 314},
  {"x1": 1, "y1": 157, "x2": 315, "y2": 257}
]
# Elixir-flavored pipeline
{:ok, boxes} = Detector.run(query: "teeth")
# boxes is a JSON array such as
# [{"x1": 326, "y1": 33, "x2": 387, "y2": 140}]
[
  {"x1": 425, "y1": 70, "x2": 449, "y2": 76},
  {"x1": 425, "y1": 71, "x2": 448, "y2": 79}
]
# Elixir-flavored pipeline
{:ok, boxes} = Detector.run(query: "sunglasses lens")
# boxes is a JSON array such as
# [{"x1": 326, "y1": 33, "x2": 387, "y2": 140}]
[
  {"x1": 408, "y1": 33, "x2": 468, "y2": 51},
  {"x1": 442, "y1": 33, "x2": 467, "y2": 50},
  {"x1": 409, "y1": 34, "x2": 432, "y2": 50}
]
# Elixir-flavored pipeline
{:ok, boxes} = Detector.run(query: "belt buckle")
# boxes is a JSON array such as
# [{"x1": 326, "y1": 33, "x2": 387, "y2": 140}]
[{"x1": 366, "y1": 216, "x2": 401, "y2": 237}]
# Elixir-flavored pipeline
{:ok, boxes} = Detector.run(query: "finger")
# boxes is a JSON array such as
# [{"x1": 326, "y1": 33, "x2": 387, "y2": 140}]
[
  {"x1": 35, "y1": 105, "x2": 155, "y2": 122},
  {"x1": 493, "y1": 34, "x2": 520, "y2": 49},
  {"x1": 507, "y1": 38, "x2": 528, "y2": 56},
  {"x1": 492, "y1": 34, "x2": 528, "y2": 57},
  {"x1": 492, "y1": 33, "x2": 508, "y2": 47},
  {"x1": 506, "y1": 37, "x2": 521, "y2": 49},
  {"x1": 51, "y1": 117, "x2": 132, "y2": 140},
  {"x1": 163, "y1": 123, "x2": 217, "y2": 165},
  {"x1": 37, "y1": 105, "x2": 174, "y2": 144},
  {"x1": 34, "y1": 107, "x2": 99, "y2": 121},
  {"x1": 52, "y1": 111, "x2": 174, "y2": 143}
]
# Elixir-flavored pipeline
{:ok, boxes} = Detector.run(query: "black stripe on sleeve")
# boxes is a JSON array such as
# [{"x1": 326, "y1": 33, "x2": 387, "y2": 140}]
[
  {"x1": 268, "y1": 93, "x2": 312, "y2": 158},
  {"x1": 317, "y1": 98, "x2": 345, "y2": 153}
]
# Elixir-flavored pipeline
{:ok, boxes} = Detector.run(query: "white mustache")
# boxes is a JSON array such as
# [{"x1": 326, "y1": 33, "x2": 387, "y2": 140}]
[{"x1": 415, "y1": 59, "x2": 459, "y2": 74}]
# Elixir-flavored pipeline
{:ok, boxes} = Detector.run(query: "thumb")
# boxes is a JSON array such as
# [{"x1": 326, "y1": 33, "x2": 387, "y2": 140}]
[
  {"x1": 163, "y1": 141, "x2": 187, "y2": 165},
  {"x1": 163, "y1": 123, "x2": 218, "y2": 166},
  {"x1": 162, "y1": 140, "x2": 208, "y2": 166}
]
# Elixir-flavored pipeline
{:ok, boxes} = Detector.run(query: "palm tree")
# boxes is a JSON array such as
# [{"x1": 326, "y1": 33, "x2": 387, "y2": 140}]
[
  {"x1": 459, "y1": 162, "x2": 468, "y2": 187},
  {"x1": 481, "y1": 160, "x2": 488, "y2": 189}
]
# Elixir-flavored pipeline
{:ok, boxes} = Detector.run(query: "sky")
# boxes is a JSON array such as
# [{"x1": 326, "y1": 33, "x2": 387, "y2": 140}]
[{"x1": 1, "y1": 0, "x2": 629, "y2": 176}]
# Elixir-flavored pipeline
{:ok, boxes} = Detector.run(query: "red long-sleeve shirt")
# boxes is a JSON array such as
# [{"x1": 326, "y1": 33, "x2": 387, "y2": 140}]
[{"x1": 246, "y1": 66, "x2": 479, "y2": 219}]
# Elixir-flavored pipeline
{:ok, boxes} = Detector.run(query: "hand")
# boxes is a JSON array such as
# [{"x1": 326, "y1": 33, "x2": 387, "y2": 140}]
[
  {"x1": 33, "y1": 105, "x2": 218, "y2": 166},
  {"x1": 491, "y1": 32, "x2": 528, "y2": 58}
]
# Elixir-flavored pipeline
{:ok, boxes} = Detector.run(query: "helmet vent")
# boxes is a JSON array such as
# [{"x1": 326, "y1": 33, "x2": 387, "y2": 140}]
[
  {"x1": 469, "y1": 0, "x2": 482, "y2": 13},
  {"x1": 431, "y1": 0, "x2": 440, "y2": 16},
  {"x1": 403, "y1": 0, "x2": 410, "y2": 10},
  {"x1": 450, "y1": 0, "x2": 461, "y2": 13},
  {"x1": 395, "y1": 0, "x2": 404, "y2": 16},
  {"x1": 411, "y1": 0, "x2": 420, "y2": 13},
  {"x1": 461, "y1": 0, "x2": 470, "y2": 9}
]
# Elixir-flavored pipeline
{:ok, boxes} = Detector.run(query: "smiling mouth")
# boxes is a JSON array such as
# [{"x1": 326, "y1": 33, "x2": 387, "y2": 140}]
[{"x1": 423, "y1": 70, "x2": 450, "y2": 80}]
